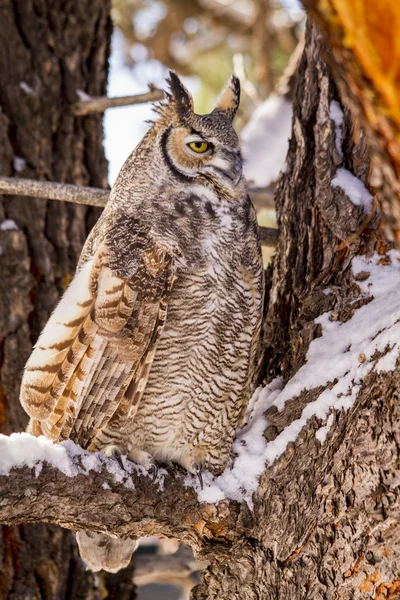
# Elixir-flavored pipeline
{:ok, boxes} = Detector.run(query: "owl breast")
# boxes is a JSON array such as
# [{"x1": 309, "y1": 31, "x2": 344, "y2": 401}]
[{"x1": 128, "y1": 190, "x2": 264, "y2": 474}]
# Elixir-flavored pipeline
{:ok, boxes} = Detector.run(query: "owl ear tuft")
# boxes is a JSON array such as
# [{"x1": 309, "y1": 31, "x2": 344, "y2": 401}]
[
  {"x1": 167, "y1": 70, "x2": 194, "y2": 119},
  {"x1": 213, "y1": 75, "x2": 240, "y2": 120}
]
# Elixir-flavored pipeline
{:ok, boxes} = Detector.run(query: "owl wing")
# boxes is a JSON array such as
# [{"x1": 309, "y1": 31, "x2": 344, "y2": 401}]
[{"x1": 20, "y1": 230, "x2": 175, "y2": 447}]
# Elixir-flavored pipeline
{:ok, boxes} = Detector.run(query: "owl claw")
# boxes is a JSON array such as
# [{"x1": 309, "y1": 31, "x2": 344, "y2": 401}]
[
  {"x1": 195, "y1": 465, "x2": 203, "y2": 490},
  {"x1": 103, "y1": 445, "x2": 125, "y2": 470},
  {"x1": 114, "y1": 453, "x2": 125, "y2": 471},
  {"x1": 150, "y1": 462, "x2": 159, "y2": 483}
]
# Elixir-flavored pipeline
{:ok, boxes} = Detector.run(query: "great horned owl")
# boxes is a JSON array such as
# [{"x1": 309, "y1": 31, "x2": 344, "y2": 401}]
[{"x1": 20, "y1": 72, "x2": 264, "y2": 572}]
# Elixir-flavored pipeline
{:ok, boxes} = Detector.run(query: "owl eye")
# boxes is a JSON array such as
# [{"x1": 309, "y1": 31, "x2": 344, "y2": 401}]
[{"x1": 187, "y1": 141, "x2": 209, "y2": 153}]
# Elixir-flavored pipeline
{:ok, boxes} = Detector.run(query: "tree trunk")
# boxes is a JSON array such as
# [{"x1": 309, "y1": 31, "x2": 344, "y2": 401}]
[
  {"x1": 0, "y1": 2, "x2": 135, "y2": 598},
  {"x1": 192, "y1": 22, "x2": 399, "y2": 599}
]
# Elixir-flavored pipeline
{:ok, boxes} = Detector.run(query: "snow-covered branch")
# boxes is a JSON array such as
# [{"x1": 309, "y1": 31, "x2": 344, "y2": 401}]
[
  {"x1": 0, "y1": 176, "x2": 278, "y2": 246},
  {"x1": 72, "y1": 87, "x2": 164, "y2": 115},
  {"x1": 0, "y1": 434, "x2": 244, "y2": 550}
]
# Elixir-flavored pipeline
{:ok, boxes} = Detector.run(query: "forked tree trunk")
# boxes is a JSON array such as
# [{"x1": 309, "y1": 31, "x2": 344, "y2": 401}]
[{"x1": 0, "y1": 2, "x2": 136, "y2": 598}]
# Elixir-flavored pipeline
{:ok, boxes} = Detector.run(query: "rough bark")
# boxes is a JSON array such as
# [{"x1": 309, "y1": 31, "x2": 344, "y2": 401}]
[
  {"x1": 302, "y1": 0, "x2": 400, "y2": 245},
  {"x1": 0, "y1": 2, "x2": 136, "y2": 598},
  {"x1": 192, "y1": 23, "x2": 399, "y2": 599}
]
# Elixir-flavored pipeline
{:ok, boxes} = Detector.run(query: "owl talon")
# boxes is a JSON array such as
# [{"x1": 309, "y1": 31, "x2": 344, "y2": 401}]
[
  {"x1": 103, "y1": 445, "x2": 125, "y2": 470},
  {"x1": 114, "y1": 453, "x2": 125, "y2": 471},
  {"x1": 150, "y1": 462, "x2": 159, "y2": 483},
  {"x1": 194, "y1": 465, "x2": 203, "y2": 490}
]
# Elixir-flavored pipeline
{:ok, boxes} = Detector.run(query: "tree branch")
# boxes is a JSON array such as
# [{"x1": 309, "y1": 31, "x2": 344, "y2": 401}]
[
  {"x1": 0, "y1": 434, "x2": 247, "y2": 554},
  {"x1": 0, "y1": 177, "x2": 278, "y2": 247},
  {"x1": 0, "y1": 176, "x2": 109, "y2": 207},
  {"x1": 72, "y1": 88, "x2": 164, "y2": 116}
]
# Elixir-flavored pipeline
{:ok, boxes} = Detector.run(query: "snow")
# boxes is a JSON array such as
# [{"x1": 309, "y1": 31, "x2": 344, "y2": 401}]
[
  {"x1": 315, "y1": 413, "x2": 334, "y2": 443},
  {"x1": 19, "y1": 82, "x2": 34, "y2": 95},
  {"x1": 0, "y1": 219, "x2": 18, "y2": 231},
  {"x1": 332, "y1": 168, "x2": 373, "y2": 213},
  {"x1": 0, "y1": 433, "x2": 149, "y2": 490},
  {"x1": 0, "y1": 433, "x2": 78, "y2": 477},
  {"x1": 241, "y1": 94, "x2": 292, "y2": 187},
  {"x1": 76, "y1": 89, "x2": 92, "y2": 102},
  {"x1": 198, "y1": 251, "x2": 400, "y2": 506},
  {"x1": 329, "y1": 100, "x2": 344, "y2": 157},
  {"x1": 13, "y1": 156, "x2": 26, "y2": 172}
]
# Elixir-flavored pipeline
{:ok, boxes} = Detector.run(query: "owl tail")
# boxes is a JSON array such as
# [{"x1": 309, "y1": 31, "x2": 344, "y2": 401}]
[{"x1": 76, "y1": 530, "x2": 138, "y2": 573}]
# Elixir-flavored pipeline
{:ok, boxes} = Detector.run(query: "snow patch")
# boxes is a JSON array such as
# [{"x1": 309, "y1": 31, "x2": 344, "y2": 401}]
[
  {"x1": 241, "y1": 94, "x2": 292, "y2": 187},
  {"x1": 315, "y1": 413, "x2": 334, "y2": 443},
  {"x1": 332, "y1": 168, "x2": 373, "y2": 213},
  {"x1": 76, "y1": 89, "x2": 92, "y2": 102},
  {"x1": 329, "y1": 100, "x2": 344, "y2": 157},
  {"x1": 19, "y1": 82, "x2": 34, "y2": 95},
  {"x1": 0, "y1": 219, "x2": 18, "y2": 231},
  {"x1": 0, "y1": 433, "x2": 78, "y2": 477},
  {"x1": 13, "y1": 156, "x2": 26, "y2": 172},
  {"x1": 0, "y1": 433, "x2": 147, "y2": 490}
]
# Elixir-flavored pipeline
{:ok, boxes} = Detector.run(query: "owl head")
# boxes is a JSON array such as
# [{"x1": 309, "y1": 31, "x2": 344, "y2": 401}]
[{"x1": 150, "y1": 71, "x2": 242, "y2": 190}]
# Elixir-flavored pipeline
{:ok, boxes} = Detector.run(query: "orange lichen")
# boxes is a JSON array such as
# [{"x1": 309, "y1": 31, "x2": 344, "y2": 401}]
[
  {"x1": 285, "y1": 546, "x2": 304, "y2": 563},
  {"x1": 193, "y1": 519, "x2": 207, "y2": 536},
  {"x1": 375, "y1": 579, "x2": 400, "y2": 599},
  {"x1": 360, "y1": 570, "x2": 381, "y2": 593},
  {"x1": 343, "y1": 555, "x2": 364, "y2": 579}
]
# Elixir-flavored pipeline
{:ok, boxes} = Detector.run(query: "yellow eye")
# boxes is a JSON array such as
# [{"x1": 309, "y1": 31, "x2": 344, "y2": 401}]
[{"x1": 188, "y1": 141, "x2": 209, "y2": 153}]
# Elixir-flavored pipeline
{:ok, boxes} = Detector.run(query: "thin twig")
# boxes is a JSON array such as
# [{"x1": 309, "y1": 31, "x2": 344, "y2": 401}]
[
  {"x1": 0, "y1": 176, "x2": 278, "y2": 246},
  {"x1": 0, "y1": 176, "x2": 109, "y2": 207},
  {"x1": 73, "y1": 88, "x2": 164, "y2": 116}
]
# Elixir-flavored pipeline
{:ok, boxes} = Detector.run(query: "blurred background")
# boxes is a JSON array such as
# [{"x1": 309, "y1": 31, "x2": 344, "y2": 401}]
[{"x1": 103, "y1": 0, "x2": 304, "y2": 597}]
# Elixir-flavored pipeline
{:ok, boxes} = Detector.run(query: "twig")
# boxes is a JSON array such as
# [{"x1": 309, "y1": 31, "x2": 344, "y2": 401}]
[
  {"x1": 73, "y1": 88, "x2": 164, "y2": 116},
  {"x1": 0, "y1": 176, "x2": 278, "y2": 246},
  {"x1": 0, "y1": 176, "x2": 109, "y2": 207}
]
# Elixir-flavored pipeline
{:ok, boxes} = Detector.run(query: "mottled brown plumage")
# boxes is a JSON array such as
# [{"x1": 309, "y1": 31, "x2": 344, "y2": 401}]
[{"x1": 20, "y1": 72, "x2": 264, "y2": 572}]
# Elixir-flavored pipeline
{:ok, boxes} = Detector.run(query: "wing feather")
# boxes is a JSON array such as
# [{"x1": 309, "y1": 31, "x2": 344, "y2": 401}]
[
  {"x1": 20, "y1": 259, "x2": 97, "y2": 422},
  {"x1": 21, "y1": 231, "x2": 175, "y2": 449}
]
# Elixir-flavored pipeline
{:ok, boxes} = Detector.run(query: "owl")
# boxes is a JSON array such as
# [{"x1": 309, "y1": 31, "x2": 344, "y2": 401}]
[{"x1": 20, "y1": 72, "x2": 264, "y2": 572}]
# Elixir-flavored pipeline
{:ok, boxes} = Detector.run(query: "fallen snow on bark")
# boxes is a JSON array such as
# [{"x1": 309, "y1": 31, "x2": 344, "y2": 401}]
[
  {"x1": 198, "y1": 252, "x2": 400, "y2": 506},
  {"x1": 0, "y1": 432, "x2": 147, "y2": 487},
  {"x1": 329, "y1": 100, "x2": 344, "y2": 158},
  {"x1": 315, "y1": 413, "x2": 334, "y2": 444},
  {"x1": 332, "y1": 168, "x2": 373, "y2": 213},
  {"x1": 0, "y1": 219, "x2": 18, "y2": 231},
  {"x1": 241, "y1": 94, "x2": 292, "y2": 187}
]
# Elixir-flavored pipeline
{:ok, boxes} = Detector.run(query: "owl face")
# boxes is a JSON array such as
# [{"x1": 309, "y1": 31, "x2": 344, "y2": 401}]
[{"x1": 154, "y1": 72, "x2": 243, "y2": 191}]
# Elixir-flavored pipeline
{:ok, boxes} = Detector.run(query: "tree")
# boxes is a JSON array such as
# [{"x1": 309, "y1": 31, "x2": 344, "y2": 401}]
[{"x1": 0, "y1": 7, "x2": 399, "y2": 600}]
